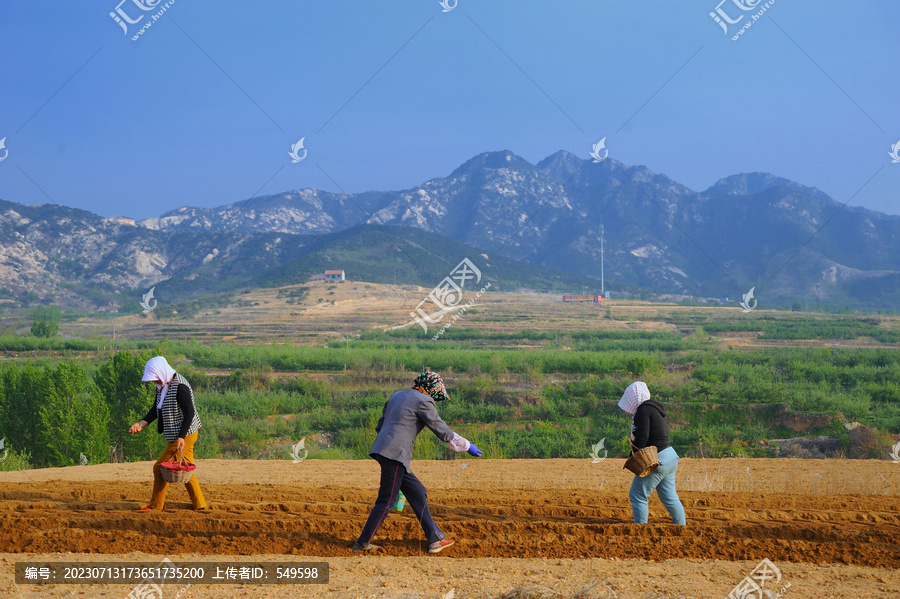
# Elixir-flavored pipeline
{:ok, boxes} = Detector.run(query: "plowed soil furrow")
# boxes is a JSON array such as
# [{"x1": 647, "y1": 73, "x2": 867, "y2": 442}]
[{"x1": 0, "y1": 482, "x2": 898, "y2": 569}]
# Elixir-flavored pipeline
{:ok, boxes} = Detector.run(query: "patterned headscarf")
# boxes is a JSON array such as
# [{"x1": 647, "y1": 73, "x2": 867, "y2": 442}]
[
  {"x1": 618, "y1": 381, "x2": 650, "y2": 415},
  {"x1": 413, "y1": 371, "x2": 450, "y2": 402}
]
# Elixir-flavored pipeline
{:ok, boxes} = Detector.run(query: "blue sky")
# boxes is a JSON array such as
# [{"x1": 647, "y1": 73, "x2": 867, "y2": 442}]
[{"x1": 1, "y1": 1, "x2": 898, "y2": 220}]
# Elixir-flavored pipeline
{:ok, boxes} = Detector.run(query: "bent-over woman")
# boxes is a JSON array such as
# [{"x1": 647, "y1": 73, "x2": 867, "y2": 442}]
[
  {"x1": 618, "y1": 381, "x2": 685, "y2": 525},
  {"x1": 354, "y1": 371, "x2": 482, "y2": 554},
  {"x1": 129, "y1": 356, "x2": 208, "y2": 511}
]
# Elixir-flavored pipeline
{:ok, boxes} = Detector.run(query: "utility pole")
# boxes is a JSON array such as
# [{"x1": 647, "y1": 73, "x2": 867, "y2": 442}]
[{"x1": 600, "y1": 223, "x2": 605, "y2": 296}]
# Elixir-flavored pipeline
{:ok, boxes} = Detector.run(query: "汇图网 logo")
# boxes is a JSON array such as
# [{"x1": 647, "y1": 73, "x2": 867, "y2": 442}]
[
  {"x1": 289, "y1": 138, "x2": 307, "y2": 163},
  {"x1": 725, "y1": 558, "x2": 790, "y2": 599},
  {"x1": 140, "y1": 287, "x2": 158, "y2": 313},
  {"x1": 889, "y1": 140, "x2": 900, "y2": 164},
  {"x1": 290, "y1": 438, "x2": 308, "y2": 463},
  {"x1": 109, "y1": 0, "x2": 177, "y2": 41},
  {"x1": 590, "y1": 438, "x2": 607, "y2": 464},
  {"x1": 709, "y1": 0, "x2": 777, "y2": 41},
  {"x1": 590, "y1": 138, "x2": 608, "y2": 163},
  {"x1": 739, "y1": 287, "x2": 757, "y2": 312},
  {"x1": 392, "y1": 258, "x2": 489, "y2": 339},
  {"x1": 125, "y1": 557, "x2": 192, "y2": 599}
]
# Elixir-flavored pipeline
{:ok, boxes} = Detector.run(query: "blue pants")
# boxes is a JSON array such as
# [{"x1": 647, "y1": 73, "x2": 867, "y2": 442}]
[
  {"x1": 357, "y1": 454, "x2": 445, "y2": 546},
  {"x1": 629, "y1": 446, "x2": 686, "y2": 525}
]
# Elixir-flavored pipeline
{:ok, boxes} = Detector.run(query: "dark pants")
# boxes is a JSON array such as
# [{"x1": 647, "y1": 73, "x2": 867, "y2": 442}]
[{"x1": 356, "y1": 454, "x2": 445, "y2": 546}]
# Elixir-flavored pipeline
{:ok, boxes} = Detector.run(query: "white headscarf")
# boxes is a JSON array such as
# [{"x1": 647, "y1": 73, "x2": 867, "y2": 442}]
[
  {"x1": 618, "y1": 381, "x2": 650, "y2": 415},
  {"x1": 142, "y1": 356, "x2": 176, "y2": 410}
]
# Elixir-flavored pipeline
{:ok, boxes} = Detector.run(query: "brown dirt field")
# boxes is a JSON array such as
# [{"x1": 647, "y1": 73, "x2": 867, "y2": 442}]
[{"x1": 1, "y1": 459, "x2": 899, "y2": 598}]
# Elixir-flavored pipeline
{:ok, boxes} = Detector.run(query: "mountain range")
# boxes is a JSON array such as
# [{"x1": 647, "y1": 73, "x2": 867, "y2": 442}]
[{"x1": 1, "y1": 149, "x2": 898, "y2": 312}]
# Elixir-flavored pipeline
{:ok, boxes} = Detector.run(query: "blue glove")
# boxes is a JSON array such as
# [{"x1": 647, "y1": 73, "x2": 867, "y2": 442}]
[{"x1": 467, "y1": 444, "x2": 483, "y2": 457}]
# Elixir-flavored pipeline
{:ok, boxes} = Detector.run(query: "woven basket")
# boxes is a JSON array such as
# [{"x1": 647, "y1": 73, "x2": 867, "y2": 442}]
[
  {"x1": 623, "y1": 440, "x2": 659, "y2": 477},
  {"x1": 158, "y1": 449, "x2": 196, "y2": 484}
]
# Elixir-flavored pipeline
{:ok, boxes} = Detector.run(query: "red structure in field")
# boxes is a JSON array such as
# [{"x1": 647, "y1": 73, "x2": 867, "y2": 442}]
[{"x1": 562, "y1": 295, "x2": 604, "y2": 303}]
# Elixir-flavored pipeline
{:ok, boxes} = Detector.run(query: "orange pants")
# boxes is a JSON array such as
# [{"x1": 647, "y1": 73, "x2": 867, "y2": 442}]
[{"x1": 149, "y1": 431, "x2": 207, "y2": 510}]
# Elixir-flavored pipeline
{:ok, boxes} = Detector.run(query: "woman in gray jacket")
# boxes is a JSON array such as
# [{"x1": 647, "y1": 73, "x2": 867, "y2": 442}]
[{"x1": 353, "y1": 371, "x2": 482, "y2": 554}]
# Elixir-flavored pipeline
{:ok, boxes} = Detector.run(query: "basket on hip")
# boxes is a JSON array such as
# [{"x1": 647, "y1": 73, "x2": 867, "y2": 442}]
[
  {"x1": 623, "y1": 440, "x2": 659, "y2": 477},
  {"x1": 158, "y1": 449, "x2": 197, "y2": 483}
]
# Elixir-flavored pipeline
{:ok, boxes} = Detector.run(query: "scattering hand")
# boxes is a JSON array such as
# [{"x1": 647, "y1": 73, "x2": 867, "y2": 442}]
[{"x1": 467, "y1": 444, "x2": 483, "y2": 457}]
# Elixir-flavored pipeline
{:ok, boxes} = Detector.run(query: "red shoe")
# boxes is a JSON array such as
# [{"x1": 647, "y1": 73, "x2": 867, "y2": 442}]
[
  {"x1": 428, "y1": 539, "x2": 455, "y2": 554},
  {"x1": 136, "y1": 506, "x2": 152, "y2": 511}
]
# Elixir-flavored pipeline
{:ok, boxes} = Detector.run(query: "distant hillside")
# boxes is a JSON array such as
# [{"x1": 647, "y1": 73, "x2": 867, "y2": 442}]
[
  {"x1": 2, "y1": 148, "x2": 899, "y2": 312},
  {"x1": 0, "y1": 200, "x2": 603, "y2": 313},
  {"x1": 136, "y1": 150, "x2": 900, "y2": 311},
  {"x1": 253, "y1": 224, "x2": 603, "y2": 293}
]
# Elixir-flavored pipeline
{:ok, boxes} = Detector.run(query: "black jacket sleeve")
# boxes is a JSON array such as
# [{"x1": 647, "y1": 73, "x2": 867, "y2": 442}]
[
  {"x1": 632, "y1": 406, "x2": 651, "y2": 449},
  {"x1": 142, "y1": 396, "x2": 158, "y2": 425},
  {"x1": 176, "y1": 385, "x2": 195, "y2": 439}
]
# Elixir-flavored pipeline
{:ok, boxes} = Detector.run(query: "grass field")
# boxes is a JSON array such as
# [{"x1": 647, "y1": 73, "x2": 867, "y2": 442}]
[{"x1": 2, "y1": 283, "x2": 899, "y2": 470}]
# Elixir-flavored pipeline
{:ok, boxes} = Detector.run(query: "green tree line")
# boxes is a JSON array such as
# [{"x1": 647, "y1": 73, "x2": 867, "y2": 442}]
[
  {"x1": 2, "y1": 342, "x2": 899, "y2": 468},
  {"x1": 0, "y1": 352, "x2": 166, "y2": 469}
]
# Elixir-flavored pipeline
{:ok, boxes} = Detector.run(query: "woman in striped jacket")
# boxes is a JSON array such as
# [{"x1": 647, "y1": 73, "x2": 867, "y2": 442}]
[{"x1": 129, "y1": 356, "x2": 208, "y2": 511}]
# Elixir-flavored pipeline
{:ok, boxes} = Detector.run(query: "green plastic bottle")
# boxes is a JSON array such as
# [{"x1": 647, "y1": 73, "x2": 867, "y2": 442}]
[{"x1": 392, "y1": 491, "x2": 406, "y2": 512}]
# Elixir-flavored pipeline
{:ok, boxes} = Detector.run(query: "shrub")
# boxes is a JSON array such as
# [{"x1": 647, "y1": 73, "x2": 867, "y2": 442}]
[{"x1": 30, "y1": 320, "x2": 59, "y2": 338}]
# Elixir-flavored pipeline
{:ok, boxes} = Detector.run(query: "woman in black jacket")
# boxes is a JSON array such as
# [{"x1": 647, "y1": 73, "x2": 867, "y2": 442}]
[
  {"x1": 618, "y1": 381, "x2": 685, "y2": 525},
  {"x1": 129, "y1": 356, "x2": 207, "y2": 511}
]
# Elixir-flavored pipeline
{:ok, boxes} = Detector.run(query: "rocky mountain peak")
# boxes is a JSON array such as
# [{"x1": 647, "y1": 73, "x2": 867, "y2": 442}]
[
  {"x1": 1, "y1": 149, "x2": 898, "y2": 311},
  {"x1": 704, "y1": 172, "x2": 832, "y2": 203},
  {"x1": 449, "y1": 150, "x2": 534, "y2": 179}
]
